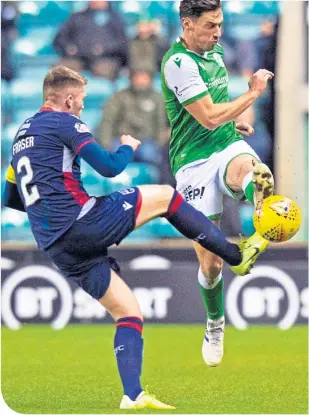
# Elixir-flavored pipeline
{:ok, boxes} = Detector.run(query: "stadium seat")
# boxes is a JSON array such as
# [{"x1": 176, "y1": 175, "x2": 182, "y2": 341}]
[
  {"x1": 81, "y1": 168, "x2": 110, "y2": 198},
  {"x1": 239, "y1": 203, "x2": 255, "y2": 236},
  {"x1": 149, "y1": 217, "x2": 182, "y2": 238},
  {"x1": 11, "y1": 78, "x2": 42, "y2": 109},
  {"x1": 228, "y1": 76, "x2": 249, "y2": 100},
  {"x1": 123, "y1": 222, "x2": 156, "y2": 243},
  {"x1": 108, "y1": 163, "x2": 159, "y2": 192},
  {"x1": 2, "y1": 124, "x2": 20, "y2": 142},
  {"x1": 17, "y1": 1, "x2": 70, "y2": 35},
  {"x1": 81, "y1": 110, "x2": 100, "y2": 132},
  {"x1": 13, "y1": 27, "x2": 58, "y2": 58},
  {"x1": 84, "y1": 77, "x2": 114, "y2": 105},
  {"x1": 14, "y1": 110, "x2": 38, "y2": 125},
  {"x1": 1, "y1": 80, "x2": 13, "y2": 125},
  {"x1": 153, "y1": 72, "x2": 162, "y2": 92},
  {"x1": 115, "y1": 75, "x2": 130, "y2": 92},
  {"x1": 1, "y1": 207, "x2": 34, "y2": 242},
  {"x1": 17, "y1": 65, "x2": 51, "y2": 80}
]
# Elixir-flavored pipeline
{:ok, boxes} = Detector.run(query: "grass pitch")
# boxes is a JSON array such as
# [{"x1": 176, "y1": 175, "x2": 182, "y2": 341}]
[{"x1": 1, "y1": 325, "x2": 308, "y2": 414}]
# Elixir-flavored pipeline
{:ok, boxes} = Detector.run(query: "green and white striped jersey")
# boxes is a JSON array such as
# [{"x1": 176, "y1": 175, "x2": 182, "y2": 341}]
[{"x1": 161, "y1": 38, "x2": 243, "y2": 175}]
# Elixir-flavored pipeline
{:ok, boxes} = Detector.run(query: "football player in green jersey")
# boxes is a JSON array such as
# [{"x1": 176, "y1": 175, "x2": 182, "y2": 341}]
[{"x1": 161, "y1": 0, "x2": 274, "y2": 367}]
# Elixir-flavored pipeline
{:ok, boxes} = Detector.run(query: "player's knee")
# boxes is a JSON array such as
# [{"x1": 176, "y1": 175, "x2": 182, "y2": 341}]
[
  {"x1": 155, "y1": 185, "x2": 175, "y2": 209},
  {"x1": 160, "y1": 184, "x2": 175, "y2": 200},
  {"x1": 109, "y1": 302, "x2": 143, "y2": 322},
  {"x1": 200, "y1": 257, "x2": 223, "y2": 281}
]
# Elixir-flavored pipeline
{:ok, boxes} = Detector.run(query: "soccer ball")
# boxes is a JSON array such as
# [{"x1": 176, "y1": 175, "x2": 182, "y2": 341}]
[{"x1": 253, "y1": 195, "x2": 302, "y2": 242}]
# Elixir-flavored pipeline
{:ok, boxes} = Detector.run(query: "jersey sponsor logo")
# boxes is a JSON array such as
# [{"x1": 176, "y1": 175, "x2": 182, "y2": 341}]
[
  {"x1": 173, "y1": 56, "x2": 182, "y2": 68},
  {"x1": 205, "y1": 75, "x2": 228, "y2": 90},
  {"x1": 75, "y1": 123, "x2": 90, "y2": 133},
  {"x1": 123, "y1": 201, "x2": 133, "y2": 211},
  {"x1": 183, "y1": 185, "x2": 205, "y2": 202}
]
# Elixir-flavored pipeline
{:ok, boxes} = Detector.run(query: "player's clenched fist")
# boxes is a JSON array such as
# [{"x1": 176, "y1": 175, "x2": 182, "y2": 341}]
[
  {"x1": 248, "y1": 69, "x2": 274, "y2": 96},
  {"x1": 120, "y1": 135, "x2": 141, "y2": 151}
]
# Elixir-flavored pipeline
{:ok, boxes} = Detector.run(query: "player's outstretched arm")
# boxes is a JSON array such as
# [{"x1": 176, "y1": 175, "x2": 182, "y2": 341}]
[
  {"x1": 78, "y1": 135, "x2": 140, "y2": 178},
  {"x1": 3, "y1": 164, "x2": 26, "y2": 212},
  {"x1": 185, "y1": 69, "x2": 274, "y2": 130}
]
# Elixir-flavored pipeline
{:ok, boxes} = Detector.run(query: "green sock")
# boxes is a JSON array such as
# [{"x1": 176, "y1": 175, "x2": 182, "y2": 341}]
[
  {"x1": 199, "y1": 277, "x2": 224, "y2": 321},
  {"x1": 244, "y1": 180, "x2": 255, "y2": 205}
]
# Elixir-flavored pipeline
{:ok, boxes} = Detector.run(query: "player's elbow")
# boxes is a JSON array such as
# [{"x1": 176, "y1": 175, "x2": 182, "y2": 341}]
[
  {"x1": 205, "y1": 121, "x2": 217, "y2": 130},
  {"x1": 102, "y1": 170, "x2": 117, "y2": 178},
  {"x1": 201, "y1": 118, "x2": 217, "y2": 130},
  {"x1": 200, "y1": 112, "x2": 218, "y2": 130},
  {"x1": 101, "y1": 166, "x2": 124, "y2": 178}
]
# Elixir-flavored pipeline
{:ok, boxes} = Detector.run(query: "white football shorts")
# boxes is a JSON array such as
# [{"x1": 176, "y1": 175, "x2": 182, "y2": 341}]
[{"x1": 175, "y1": 140, "x2": 260, "y2": 219}]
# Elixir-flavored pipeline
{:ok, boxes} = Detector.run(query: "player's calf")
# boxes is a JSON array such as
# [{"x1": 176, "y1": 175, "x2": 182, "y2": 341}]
[{"x1": 98, "y1": 271, "x2": 144, "y2": 402}]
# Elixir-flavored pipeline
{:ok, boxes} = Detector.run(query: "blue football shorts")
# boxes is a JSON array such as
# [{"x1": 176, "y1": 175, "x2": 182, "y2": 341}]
[{"x1": 45, "y1": 187, "x2": 142, "y2": 299}]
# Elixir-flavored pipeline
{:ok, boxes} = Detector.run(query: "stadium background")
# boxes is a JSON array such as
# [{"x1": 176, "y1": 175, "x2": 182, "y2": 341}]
[{"x1": 1, "y1": 1, "x2": 308, "y2": 414}]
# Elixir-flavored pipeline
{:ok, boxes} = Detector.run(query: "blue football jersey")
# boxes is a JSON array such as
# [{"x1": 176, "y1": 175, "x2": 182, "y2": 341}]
[{"x1": 10, "y1": 107, "x2": 96, "y2": 250}]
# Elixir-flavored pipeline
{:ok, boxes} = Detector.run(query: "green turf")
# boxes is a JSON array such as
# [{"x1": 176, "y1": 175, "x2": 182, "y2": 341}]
[{"x1": 1, "y1": 325, "x2": 308, "y2": 414}]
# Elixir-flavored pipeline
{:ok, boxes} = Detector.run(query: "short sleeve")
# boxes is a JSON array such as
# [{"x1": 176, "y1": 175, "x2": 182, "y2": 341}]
[
  {"x1": 58, "y1": 113, "x2": 95, "y2": 154},
  {"x1": 164, "y1": 53, "x2": 209, "y2": 106}
]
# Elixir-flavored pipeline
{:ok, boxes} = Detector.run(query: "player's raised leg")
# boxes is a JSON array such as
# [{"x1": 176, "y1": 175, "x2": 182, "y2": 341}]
[
  {"x1": 225, "y1": 153, "x2": 274, "y2": 207},
  {"x1": 135, "y1": 185, "x2": 267, "y2": 274},
  {"x1": 98, "y1": 269, "x2": 175, "y2": 410},
  {"x1": 224, "y1": 153, "x2": 274, "y2": 275}
]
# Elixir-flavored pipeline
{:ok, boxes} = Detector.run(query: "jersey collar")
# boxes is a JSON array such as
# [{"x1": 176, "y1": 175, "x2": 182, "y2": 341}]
[
  {"x1": 176, "y1": 37, "x2": 208, "y2": 59},
  {"x1": 39, "y1": 106, "x2": 55, "y2": 112}
]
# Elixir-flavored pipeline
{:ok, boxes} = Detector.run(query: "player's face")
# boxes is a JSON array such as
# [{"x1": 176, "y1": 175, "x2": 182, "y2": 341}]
[
  {"x1": 68, "y1": 87, "x2": 86, "y2": 118},
  {"x1": 185, "y1": 8, "x2": 223, "y2": 53}
]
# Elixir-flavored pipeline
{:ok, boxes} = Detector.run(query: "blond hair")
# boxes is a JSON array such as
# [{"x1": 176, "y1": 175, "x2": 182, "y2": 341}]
[{"x1": 43, "y1": 66, "x2": 88, "y2": 101}]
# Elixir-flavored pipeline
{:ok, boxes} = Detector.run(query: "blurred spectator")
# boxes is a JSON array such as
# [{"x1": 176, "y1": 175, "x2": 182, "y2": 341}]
[
  {"x1": 220, "y1": 34, "x2": 256, "y2": 78},
  {"x1": 257, "y1": 20, "x2": 279, "y2": 172},
  {"x1": 99, "y1": 70, "x2": 169, "y2": 167},
  {"x1": 53, "y1": 1, "x2": 128, "y2": 80},
  {"x1": 1, "y1": 1, "x2": 18, "y2": 82},
  {"x1": 255, "y1": 19, "x2": 275, "y2": 71},
  {"x1": 236, "y1": 106, "x2": 272, "y2": 166},
  {"x1": 129, "y1": 16, "x2": 170, "y2": 74}
]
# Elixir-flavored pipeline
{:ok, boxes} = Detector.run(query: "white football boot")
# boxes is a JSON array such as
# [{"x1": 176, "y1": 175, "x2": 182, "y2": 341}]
[
  {"x1": 202, "y1": 316, "x2": 225, "y2": 367},
  {"x1": 120, "y1": 390, "x2": 175, "y2": 410}
]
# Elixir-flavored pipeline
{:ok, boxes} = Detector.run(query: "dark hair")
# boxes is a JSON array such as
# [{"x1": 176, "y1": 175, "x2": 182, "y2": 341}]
[{"x1": 179, "y1": 0, "x2": 221, "y2": 19}]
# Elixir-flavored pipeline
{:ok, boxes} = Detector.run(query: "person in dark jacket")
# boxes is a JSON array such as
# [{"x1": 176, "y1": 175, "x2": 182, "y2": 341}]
[
  {"x1": 53, "y1": 1, "x2": 128, "y2": 80},
  {"x1": 1, "y1": 1, "x2": 18, "y2": 82}
]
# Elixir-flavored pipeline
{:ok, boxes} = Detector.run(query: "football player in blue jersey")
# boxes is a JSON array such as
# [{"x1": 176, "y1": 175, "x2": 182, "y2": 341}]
[{"x1": 4, "y1": 66, "x2": 267, "y2": 410}]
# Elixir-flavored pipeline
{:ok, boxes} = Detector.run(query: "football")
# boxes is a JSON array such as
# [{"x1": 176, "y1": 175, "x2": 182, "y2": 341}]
[{"x1": 253, "y1": 195, "x2": 302, "y2": 242}]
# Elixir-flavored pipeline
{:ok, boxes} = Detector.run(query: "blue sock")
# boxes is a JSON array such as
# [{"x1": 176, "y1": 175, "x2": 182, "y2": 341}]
[
  {"x1": 166, "y1": 191, "x2": 242, "y2": 266},
  {"x1": 114, "y1": 317, "x2": 143, "y2": 400}
]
